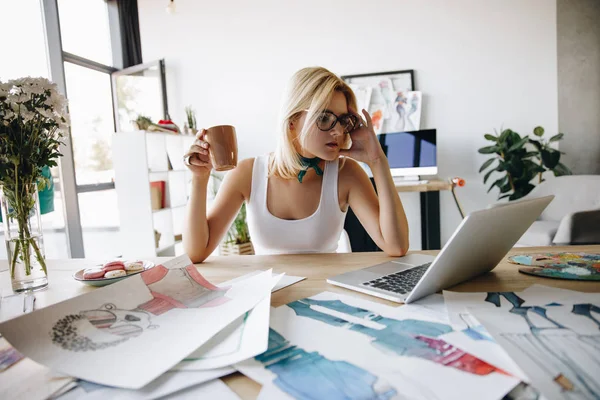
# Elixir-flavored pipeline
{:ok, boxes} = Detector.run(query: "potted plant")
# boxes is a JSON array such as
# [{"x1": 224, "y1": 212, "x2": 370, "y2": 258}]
[
  {"x1": 220, "y1": 202, "x2": 254, "y2": 255},
  {"x1": 208, "y1": 172, "x2": 254, "y2": 255},
  {"x1": 184, "y1": 106, "x2": 198, "y2": 135},
  {"x1": 0, "y1": 77, "x2": 68, "y2": 291},
  {"x1": 478, "y1": 126, "x2": 571, "y2": 201}
]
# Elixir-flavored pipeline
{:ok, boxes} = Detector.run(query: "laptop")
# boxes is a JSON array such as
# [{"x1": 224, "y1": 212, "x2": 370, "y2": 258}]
[{"x1": 327, "y1": 195, "x2": 554, "y2": 304}]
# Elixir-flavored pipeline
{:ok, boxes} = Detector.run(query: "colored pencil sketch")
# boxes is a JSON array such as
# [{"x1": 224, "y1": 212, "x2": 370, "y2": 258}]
[
  {"x1": 51, "y1": 264, "x2": 230, "y2": 352},
  {"x1": 471, "y1": 292, "x2": 600, "y2": 400}
]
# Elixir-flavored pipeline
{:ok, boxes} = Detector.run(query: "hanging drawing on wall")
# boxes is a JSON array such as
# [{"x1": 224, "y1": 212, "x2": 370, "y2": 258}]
[
  {"x1": 343, "y1": 70, "x2": 422, "y2": 133},
  {"x1": 392, "y1": 91, "x2": 422, "y2": 131}
]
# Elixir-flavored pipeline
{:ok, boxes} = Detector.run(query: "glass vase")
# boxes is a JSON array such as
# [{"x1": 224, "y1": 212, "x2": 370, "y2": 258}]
[{"x1": 1, "y1": 184, "x2": 48, "y2": 292}]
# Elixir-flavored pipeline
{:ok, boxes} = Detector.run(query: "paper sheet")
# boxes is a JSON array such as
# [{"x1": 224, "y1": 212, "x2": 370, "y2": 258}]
[
  {"x1": 0, "y1": 256, "x2": 273, "y2": 389},
  {"x1": 57, "y1": 368, "x2": 234, "y2": 400},
  {"x1": 172, "y1": 274, "x2": 283, "y2": 371},
  {"x1": 272, "y1": 275, "x2": 305, "y2": 292},
  {"x1": 160, "y1": 378, "x2": 240, "y2": 399},
  {"x1": 217, "y1": 271, "x2": 305, "y2": 293},
  {"x1": 469, "y1": 290, "x2": 600, "y2": 400},
  {"x1": 442, "y1": 285, "x2": 600, "y2": 381},
  {"x1": 0, "y1": 353, "x2": 73, "y2": 400},
  {"x1": 237, "y1": 291, "x2": 519, "y2": 400}
]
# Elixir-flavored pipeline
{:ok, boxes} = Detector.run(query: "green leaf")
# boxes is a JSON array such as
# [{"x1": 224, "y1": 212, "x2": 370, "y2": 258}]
[
  {"x1": 533, "y1": 126, "x2": 545, "y2": 137},
  {"x1": 507, "y1": 136, "x2": 529, "y2": 152},
  {"x1": 549, "y1": 133, "x2": 564, "y2": 142},
  {"x1": 500, "y1": 182, "x2": 512, "y2": 193},
  {"x1": 488, "y1": 176, "x2": 507, "y2": 193},
  {"x1": 553, "y1": 162, "x2": 572, "y2": 176},
  {"x1": 523, "y1": 151, "x2": 538, "y2": 158},
  {"x1": 528, "y1": 139, "x2": 542, "y2": 150},
  {"x1": 478, "y1": 146, "x2": 500, "y2": 154},
  {"x1": 483, "y1": 168, "x2": 495, "y2": 184},
  {"x1": 498, "y1": 129, "x2": 511, "y2": 144},
  {"x1": 484, "y1": 134, "x2": 497, "y2": 142},
  {"x1": 541, "y1": 149, "x2": 560, "y2": 169},
  {"x1": 479, "y1": 158, "x2": 496, "y2": 173},
  {"x1": 498, "y1": 193, "x2": 512, "y2": 200}
]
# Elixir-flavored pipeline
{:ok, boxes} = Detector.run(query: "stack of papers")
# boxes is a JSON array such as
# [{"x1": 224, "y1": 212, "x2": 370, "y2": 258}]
[{"x1": 0, "y1": 255, "x2": 305, "y2": 399}]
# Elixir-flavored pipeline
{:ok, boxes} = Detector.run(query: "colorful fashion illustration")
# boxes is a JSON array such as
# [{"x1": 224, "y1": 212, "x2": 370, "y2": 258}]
[
  {"x1": 485, "y1": 292, "x2": 600, "y2": 399},
  {"x1": 287, "y1": 298, "x2": 505, "y2": 376},
  {"x1": 51, "y1": 264, "x2": 229, "y2": 351},
  {"x1": 255, "y1": 328, "x2": 398, "y2": 400}
]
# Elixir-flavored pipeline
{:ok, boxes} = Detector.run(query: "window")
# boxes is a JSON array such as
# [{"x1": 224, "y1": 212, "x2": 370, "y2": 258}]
[
  {"x1": 64, "y1": 62, "x2": 116, "y2": 185},
  {"x1": 57, "y1": 0, "x2": 113, "y2": 66}
]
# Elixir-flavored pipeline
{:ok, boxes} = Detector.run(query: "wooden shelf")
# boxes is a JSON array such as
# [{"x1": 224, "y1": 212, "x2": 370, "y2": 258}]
[{"x1": 152, "y1": 204, "x2": 186, "y2": 214}]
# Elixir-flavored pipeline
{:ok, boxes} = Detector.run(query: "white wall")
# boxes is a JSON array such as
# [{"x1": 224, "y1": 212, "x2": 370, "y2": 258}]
[
  {"x1": 558, "y1": 0, "x2": 600, "y2": 175},
  {"x1": 138, "y1": 0, "x2": 558, "y2": 249}
]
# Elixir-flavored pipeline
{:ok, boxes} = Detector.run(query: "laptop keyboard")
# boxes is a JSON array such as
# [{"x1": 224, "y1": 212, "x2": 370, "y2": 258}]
[{"x1": 361, "y1": 262, "x2": 432, "y2": 295}]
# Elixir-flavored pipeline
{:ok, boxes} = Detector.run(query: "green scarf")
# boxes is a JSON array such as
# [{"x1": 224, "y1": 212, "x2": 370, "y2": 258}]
[{"x1": 298, "y1": 156, "x2": 323, "y2": 183}]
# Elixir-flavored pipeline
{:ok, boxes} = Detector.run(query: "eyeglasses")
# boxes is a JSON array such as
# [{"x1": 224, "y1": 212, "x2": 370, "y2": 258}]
[{"x1": 313, "y1": 110, "x2": 359, "y2": 134}]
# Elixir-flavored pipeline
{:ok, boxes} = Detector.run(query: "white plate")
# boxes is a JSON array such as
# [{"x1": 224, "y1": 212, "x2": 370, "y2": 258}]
[{"x1": 73, "y1": 260, "x2": 155, "y2": 287}]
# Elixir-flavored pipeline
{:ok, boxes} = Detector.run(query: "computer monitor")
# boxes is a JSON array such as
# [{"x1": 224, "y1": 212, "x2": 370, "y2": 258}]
[
  {"x1": 358, "y1": 129, "x2": 437, "y2": 178},
  {"x1": 379, "y1": 129, "x2": 437, "y2": 177}
]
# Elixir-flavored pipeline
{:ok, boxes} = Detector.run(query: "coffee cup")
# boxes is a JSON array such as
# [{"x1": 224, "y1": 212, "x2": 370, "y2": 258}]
[{"x1": 204, "y1": 125, "x2": 238, "y2": 171}]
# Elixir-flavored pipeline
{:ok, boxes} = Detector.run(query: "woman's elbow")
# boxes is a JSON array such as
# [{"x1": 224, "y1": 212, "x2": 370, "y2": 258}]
[
  {"x1": 384, "y1": 241, "x2": 409, "y2": 257},
  {"x1": 188, "y1": 253, "x2": 207, "y2": 264},
  {"x1": 184, "y1": 243, "x2": 208, "y2": 264}
]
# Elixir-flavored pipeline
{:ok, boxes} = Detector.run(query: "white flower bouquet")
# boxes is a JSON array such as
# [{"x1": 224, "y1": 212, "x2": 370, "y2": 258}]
[{"x1": 0, "y1": 77, "x2": 69, "y2": 290}]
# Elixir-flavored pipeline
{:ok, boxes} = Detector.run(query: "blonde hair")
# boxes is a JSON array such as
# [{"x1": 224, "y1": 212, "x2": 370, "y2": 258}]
[{"x1": 269, "y1": 67, "x2": 357, "y2": 179}]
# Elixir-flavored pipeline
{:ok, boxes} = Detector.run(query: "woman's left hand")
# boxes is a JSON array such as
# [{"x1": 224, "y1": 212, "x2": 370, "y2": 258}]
[{"x1": 339, "y1": 107, "x2": 385, "y2": 165}]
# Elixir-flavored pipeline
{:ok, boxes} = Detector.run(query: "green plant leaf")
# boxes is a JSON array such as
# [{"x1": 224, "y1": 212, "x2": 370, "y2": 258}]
[
  {"x1": 500, "y1": 182, "x2": 512, "y2": 193},
  {"x1": 507, "y1": 136, "x2": 529, "y2": 152},
  {"x1": 533, "y1": 126, "x2": 545, "y2": 137},
  {"x1": 498, "y1": 193, "x2": 512, "y2": 200},
  {"x1": 499, "y1": 129, "x2": 512, "y2": 143},
  {"x1": 549, "y1": 133, "x2": 564, "y2": 142},
  {"x1": 483, "y1": 168, "x2": 496, "y2": 184},
  {"x1": 523, "y1": 151, "x2": 538, "y2": 158},
  {"x1": 553, "y1": 162, "x2": 572, "y2": 176},
  {"x1": 484, "y1": 134, "x2": 497, "y2": 142},
  {"x1": 479, "y1": 158, "x2": 496, "y2": 172},
  {"x1": 488, "y1": 176, "x2": 507, "y2": 193},
  {"x1": 528, "y1": 139, "x2": 542, "y2": 150},
  {"x1": 478, "y1": 146, "x2": 499, "y2": 154},
  {"x1": 541, "y1": 149, "x2": 560, "y2": 169}
]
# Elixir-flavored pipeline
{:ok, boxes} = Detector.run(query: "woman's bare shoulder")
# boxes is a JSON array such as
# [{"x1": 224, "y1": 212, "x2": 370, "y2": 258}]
[{"x1": 339, "y1": 157, "x2": 369, "y2": 181}]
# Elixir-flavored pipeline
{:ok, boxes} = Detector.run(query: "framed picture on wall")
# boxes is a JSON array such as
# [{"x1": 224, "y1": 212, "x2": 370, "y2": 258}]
[{"x1": 341, "y1": 69, "x2": 418, "y2": 134}]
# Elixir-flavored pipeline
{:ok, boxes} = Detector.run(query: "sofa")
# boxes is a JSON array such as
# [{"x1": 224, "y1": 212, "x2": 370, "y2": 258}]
[{"x1": 513, "y1": 175, "x2": 600, "y2": 246}]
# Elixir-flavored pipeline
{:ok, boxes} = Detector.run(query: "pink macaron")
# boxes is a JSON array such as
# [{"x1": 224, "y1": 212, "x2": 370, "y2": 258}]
[
  {"x1": 83, "y1": 268, "x2": 105, "y2": 280},
  {"x1": 102, "y1": 260, "x2": 126, "y2": 272}
]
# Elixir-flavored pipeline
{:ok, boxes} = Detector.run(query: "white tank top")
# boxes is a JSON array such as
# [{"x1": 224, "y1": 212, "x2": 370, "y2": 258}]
[{"x1": 246, "y1": 155, "x2": 347, "y2": 255}]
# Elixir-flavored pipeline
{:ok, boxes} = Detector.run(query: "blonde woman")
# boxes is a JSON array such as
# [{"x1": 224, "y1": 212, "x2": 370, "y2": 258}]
[{"x1": 183, "y1": 67, "x2": 409, "y2": 262}]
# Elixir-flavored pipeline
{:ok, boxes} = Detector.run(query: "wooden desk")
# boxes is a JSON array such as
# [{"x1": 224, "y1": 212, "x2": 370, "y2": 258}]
[
  {"x1": 395, "y1": 178, "x2": 454, "y2": 250},
  {"x1": 1, "y1": 245, "x2": 599, "y2": 399}
]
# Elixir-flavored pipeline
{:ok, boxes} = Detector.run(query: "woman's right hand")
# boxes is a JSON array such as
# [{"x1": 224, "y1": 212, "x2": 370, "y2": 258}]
[{"x1": 184, "y1": 129, "x2": 213, "y2": 178}]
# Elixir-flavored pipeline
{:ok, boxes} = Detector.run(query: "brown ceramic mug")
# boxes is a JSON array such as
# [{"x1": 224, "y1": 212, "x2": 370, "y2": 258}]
[{"x1": 204, "y1": 125, "x2": 238, "y2": 171}]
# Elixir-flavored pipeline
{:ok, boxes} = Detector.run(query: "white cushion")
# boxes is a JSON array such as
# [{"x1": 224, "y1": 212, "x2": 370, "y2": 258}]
[
  {"x1": 516, "y1": 220, "x2": 560, "y2": 246},
  {"x1": 527, "y1": 175, "x2": 600, "y2": 221}
]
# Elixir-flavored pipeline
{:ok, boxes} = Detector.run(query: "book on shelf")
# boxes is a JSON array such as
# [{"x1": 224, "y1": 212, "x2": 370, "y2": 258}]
[{"x1": 150, "y1": 181, "x2": 166, "y2": 210}]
